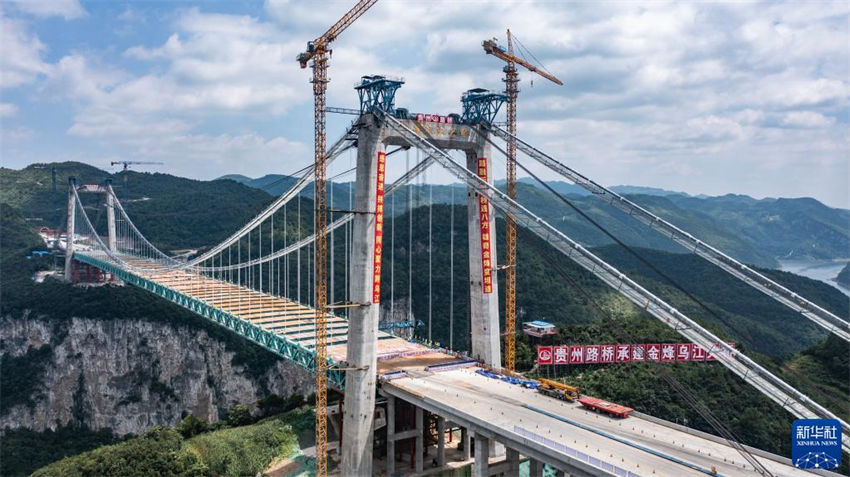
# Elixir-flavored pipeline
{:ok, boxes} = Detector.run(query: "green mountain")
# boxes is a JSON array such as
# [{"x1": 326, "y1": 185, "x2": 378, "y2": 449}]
[
  {"x1": 224, "y1": 171, "x2": 850, "y2": 268},
  {"x1": 1, "y1": 162, "x2": 280, "y2": 251},
  {"x1": 665, "y1": 195, "x2": 850, "y2": 261}
]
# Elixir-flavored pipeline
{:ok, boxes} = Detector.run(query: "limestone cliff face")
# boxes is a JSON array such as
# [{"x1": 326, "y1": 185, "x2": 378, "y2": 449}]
[{"x1": 0, "y1": 313, "x2": 313, "y2": 436}]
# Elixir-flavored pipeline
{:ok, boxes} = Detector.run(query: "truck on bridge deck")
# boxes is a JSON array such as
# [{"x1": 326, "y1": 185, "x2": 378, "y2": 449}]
[
  {"x1": 578, "y1": 396, "x2": 634, "y2": 418},
  {"x1": 536, "y1": 378, "x2": 580, "y2": 402}
]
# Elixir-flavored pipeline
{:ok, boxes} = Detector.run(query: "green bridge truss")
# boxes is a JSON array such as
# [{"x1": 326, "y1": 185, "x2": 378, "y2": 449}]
[{"x1": 75, "y1": 253, "x2": 347, "y2": 390}]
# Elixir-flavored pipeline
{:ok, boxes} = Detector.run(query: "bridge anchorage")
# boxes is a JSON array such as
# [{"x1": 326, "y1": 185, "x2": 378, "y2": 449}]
[{"x1": 64, "y1": 73, "x2": 849, "y2": 476}]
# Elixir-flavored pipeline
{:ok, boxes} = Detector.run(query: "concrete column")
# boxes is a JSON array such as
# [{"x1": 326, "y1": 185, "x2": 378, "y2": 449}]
[
  {"x1": 529, "y1": 458, "x2": 542, "y2": 477},
  {"x1": 414, "y1": 406, "x2": 424, "y2": 473},
  {"x1": 341, "y1": 120, "x2": 386, "y2": 476},
  {"x1": 386, "y1": 396, "x2": 395, "y2": 476},
  {"x1": 106, "y1": 185, "x2": 117, "y2": 252},
  {"x1": 64, "y1": 180, "x2": 76, "y2": 282},
  {"x1": 436, "y1": 416, "x2": 446, "y2": 466},
  {"x1": 506, "y1": 448, "x2": 520, "y2": 476},
  {"x1": 466, "y1": 144, "x2": 501, "y2": 369},
  {"x1": 474, "y1": 434, "x2": 490, "y2": 477},
  {"x1": 461, "y1": 427, "x2": 471, "y2": 461}
]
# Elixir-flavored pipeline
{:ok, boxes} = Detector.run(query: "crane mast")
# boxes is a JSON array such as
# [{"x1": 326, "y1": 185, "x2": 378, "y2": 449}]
[
  {"x1": 504, "y1": 30, "x2": 519, "y2": 373},
  {"x1": 296, "y1": 2, "x2": 377, "y2": 475},
  {"x1": 484, "y1": 30, "x2": 562, "y2": 373}
]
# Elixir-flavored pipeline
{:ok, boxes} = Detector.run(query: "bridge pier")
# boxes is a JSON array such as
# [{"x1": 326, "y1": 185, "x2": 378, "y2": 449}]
[
  {"x1": 473, "y1": 433, "x2": 490, "y2": 477},
  {"x1": 465, "y1": 146, "x2": 502, "y2": 369},
  {"x1": 341, "y1": 120, "x2": 385, "y2": 476}
]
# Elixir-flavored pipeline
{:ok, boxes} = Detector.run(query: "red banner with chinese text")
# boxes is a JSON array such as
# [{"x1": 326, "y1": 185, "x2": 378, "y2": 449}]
[
  {"x1": 476, "y1": 157, "x2": 493, "y2": 293},
  {"x1": 372, "y1": 152, "x2": 387, "y2": 303},
  {"x1": 537, "y1": 342, "x2": 735, "y2": 365}
]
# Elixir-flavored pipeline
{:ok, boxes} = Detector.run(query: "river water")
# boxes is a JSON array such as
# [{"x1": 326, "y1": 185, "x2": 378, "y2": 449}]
[{"x1": 778, "y1": 259, "x2": 850, "y2": 298}]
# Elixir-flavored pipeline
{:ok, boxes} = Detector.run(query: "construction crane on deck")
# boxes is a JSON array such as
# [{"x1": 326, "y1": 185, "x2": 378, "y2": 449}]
[
  {"x1": 110, "y1": 161, "x2": 164, "y2": 193},
  {"x1": 483, "y1": 30, "x2": 562, "y2": 373},
  {"x1": 296, "y1": 2, "x2": 378, "y2": 475}
]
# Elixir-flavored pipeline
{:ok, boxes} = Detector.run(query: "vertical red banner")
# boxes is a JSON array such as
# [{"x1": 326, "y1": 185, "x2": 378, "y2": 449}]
[
  {"x1": 372, "y1": 152, "x2": 387, "y2": 303},
  {"x1": 537, "y1": 346, "x2": 553, "y2": 365},
  {"x1": 476, "y1": 157, "x2": 493, "y2": 293}
]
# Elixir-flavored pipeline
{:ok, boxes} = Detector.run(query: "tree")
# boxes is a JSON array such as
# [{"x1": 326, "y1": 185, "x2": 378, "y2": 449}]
[
  {"x1": 177, "y1": 414, "x2": 207, "y2": 438},
  {"x1": 226, "y1": 404, "x2": 253, "y2": 427}
]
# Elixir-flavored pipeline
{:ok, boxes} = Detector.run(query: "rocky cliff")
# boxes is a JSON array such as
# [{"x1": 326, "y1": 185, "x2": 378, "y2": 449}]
[{"x1": 0, "y1": 313, "x2": 313, "y2": 436}]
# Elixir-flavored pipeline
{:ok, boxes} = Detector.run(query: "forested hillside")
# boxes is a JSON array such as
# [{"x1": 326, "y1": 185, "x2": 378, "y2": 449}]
[
  {"x1": 225, "y1": 170, "x2": 850, "y2": 267},
  {"x1": 2, "y1": 163, "x2": 848, "y2": 473}
]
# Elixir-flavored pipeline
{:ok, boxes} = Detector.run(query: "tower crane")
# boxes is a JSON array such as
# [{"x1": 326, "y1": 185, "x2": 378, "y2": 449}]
[
  {"x1": 110, "y1": 161, "x2": 164, "y2": 193},
  {"x1": 296, "y1": 2, "x2": 378, "y2": 475},
  {"x1": 483, "y1": 30, "x2": 562, "y2": 372}
]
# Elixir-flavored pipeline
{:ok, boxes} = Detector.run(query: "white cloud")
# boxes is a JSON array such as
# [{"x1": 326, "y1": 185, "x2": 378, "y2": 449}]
[
  {"x1": 0, "y1": 14, "x2": 49, "y2": 88},
  {"x1": 5, "y1": 0, "x2": 85, "y2": 19},
  {"x1": 781, "y1": 111, "x2": 835, "y2": 129},
  {"x1": 0, "y1": 103, "x2": 18, "y2": 117}
]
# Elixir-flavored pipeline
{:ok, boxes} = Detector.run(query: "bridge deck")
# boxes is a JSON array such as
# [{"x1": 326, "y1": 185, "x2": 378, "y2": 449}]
[
  {"x1": 386, "y1": 368, "x2": 825, "y2": 477},
  {"x1": 83, "y1": 252, "x2": 444, "y2": 366}
]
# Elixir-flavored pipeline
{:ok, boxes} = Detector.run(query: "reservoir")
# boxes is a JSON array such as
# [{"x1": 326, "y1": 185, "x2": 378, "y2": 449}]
[{"x1": 778, "y1": 259, "x2": 850, "y2": 298}]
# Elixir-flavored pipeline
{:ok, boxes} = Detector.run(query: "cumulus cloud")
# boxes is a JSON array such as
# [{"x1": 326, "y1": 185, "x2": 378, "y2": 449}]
[
  {"x1": 0, "y1": 14, "x2": 50, "y2": 88},
  {"x1": 780, "y1": 111, "x2": 836, "y2": 129},
  {"x1": 2, "y1": 1, "x2": 848, "y2": 206},
  {"x1": 5, "y1": 0, "x2": 85, "y2": 19},
  {"x1": 0, "y1": 103, "x2": 18, "y2": 117}
]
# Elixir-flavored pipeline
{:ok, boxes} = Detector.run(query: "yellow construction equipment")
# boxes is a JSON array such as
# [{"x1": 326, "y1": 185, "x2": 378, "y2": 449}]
[
  {"x1": 297, "y1": 2, "x2": 378, "y2": 475},
  {"x1": 537, "y1": 378, "x2": 580, "y2": 402},
  {"x1": 483, "y1": 30, "x2": 562, "y2": 373}
]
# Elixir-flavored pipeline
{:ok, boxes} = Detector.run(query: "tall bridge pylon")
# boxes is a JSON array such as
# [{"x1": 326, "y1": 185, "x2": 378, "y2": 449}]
[{"x1": 341, "y1": 105, "x2": 502, "y2": 475}]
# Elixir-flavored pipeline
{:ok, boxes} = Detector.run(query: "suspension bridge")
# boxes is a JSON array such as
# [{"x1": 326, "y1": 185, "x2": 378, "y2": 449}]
[{"x1": 62, "y1": 76, "x2": 848, "y2": 477}]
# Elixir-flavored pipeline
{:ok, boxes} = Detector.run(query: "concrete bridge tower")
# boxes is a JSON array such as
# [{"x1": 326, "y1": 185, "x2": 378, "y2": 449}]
[{"x1": 341, "y1": 77, "x2": 505, "y2": 475}]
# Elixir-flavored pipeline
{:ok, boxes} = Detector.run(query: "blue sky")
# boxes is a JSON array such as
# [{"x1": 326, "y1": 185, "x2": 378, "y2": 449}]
[{"x1": 1, "y1": 0, "x2": 848, "y2": 208}]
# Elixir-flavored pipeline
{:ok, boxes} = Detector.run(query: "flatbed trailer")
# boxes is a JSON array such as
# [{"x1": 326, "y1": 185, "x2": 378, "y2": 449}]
[{"x1": 578, "y1": 396, "x2": 634, "y2": 418}]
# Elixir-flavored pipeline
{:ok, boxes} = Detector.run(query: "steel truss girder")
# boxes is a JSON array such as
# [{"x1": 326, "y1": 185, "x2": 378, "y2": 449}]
[
  {"x1": 74, "y1": 252, "x2": 346, "y2": 390},
  {"x1": 379, "y1": 112, "x2": 850, "y2": 453}
]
